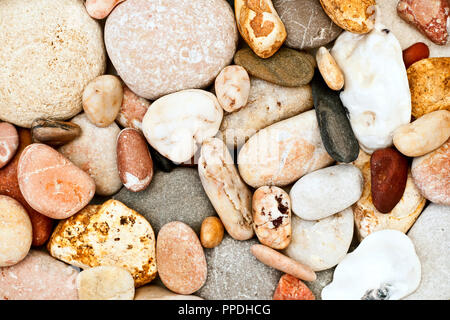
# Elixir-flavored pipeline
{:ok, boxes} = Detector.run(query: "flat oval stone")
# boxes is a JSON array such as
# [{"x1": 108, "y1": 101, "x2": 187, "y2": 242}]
[
  {"x1": 116, "y1": 85, "x2": 150, "y2": 131},
  {"x1": 215, "y1": 65, "x2": 250, "y2": 112},
  {"x1": 238, "y1": 110, "x2": 334, "y2": 188},
  {"x1": 117, "y1": 128, "x2": 153, "y2": 192},
  {"x1": 135, "y1": 285, "x2": 203, "y2": 300},
  {"x1": 234, "y1": 47, "x2": 315, "y2": 87},
  {"x1": 18, "y1": 143, "x2": 96, "y2": 219},
  {"x1": 312, "y1": 72, "x2": 359, "y2": 162},
  {"x1": 273, "y1": 274, "x2": 316, "y2": 300},
  {"x1": 290, "y1": 164, "x2": 363, "y2": 221},
  {"x1": 0, "y1": 250, "x2": 78, "y2": 300},
  {"x1": 31, "y1": 118, "x2": 81, "y2": 147},
  {"x1": 0, "y1": 195, "x2": 32, "y2": 267},
  {"x1": 0, "y1": 122, "x2": 18, "y2": 168},
  {"x1": 156, "y1": 221, "x2": 207, "y2": 295}
]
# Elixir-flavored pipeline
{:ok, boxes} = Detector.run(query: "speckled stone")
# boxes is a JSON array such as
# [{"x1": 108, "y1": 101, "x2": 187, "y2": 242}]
[{"x1": 114, "y1": 167, "x2": 216, "y2": 234}]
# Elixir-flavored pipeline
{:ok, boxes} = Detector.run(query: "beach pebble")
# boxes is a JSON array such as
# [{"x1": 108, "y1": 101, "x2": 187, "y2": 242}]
[
  {"x1": 234, "y1": 0, "x2": 286, "y2": 58},
  {"x1": 238, "y1": 110, "x2": 333, "y2": 188},
  {"x1": 316, "y1": 47, "x2": 344, "y2": 91},
  {"x1": 215, "y1": 65, "x2": 250, "y2": 113},
  {"x1": 252, "y1": 186, "x2": 291, "y2": 250},
  {"x1": 251, "y1": 244, "x2": 316, "y2": 282},
  {"x1": 85, "y1": 0, "x2": 125, "y2": 19},
  {"x1": 77, "y1": 266, "x2": 135, "y2": 300},
  {"x1": 157, "y1": 222, "x2": 207, "y2": 295},
  {"x1": 412, "y1": 139, "x2": 450, "y2": 205},
  {"x1": 273, "y1": 274, "x2": 315, "y2": 300},
  {"x1": 234, "y1": 47, "x2": 315, "y2": 87},
  {"x1": 371, "y1": 148, "x2": 409, "y2": 213},
  {"x1": 403, "y1": 42, "x2": 430, "y2": 69},
  {"x1": 219, "y1": 77, "x2": 313, "y2": 147},
  {"x1": 407, "y1": 58, "x2": 450, "y2": 118},
  {"x1": 142, "y1": 89, "x2": 223, "y2": 163},
  {"x1": 0, "y1": 129, "x2": 53, "y2": 246},
  {"x1": 0, "y1": 195, "x2": 32, "y2": 267},
  {"x1": 17, "y1": 143, "x2": 95, "y2": 219},
  {"x1": 117, "y1": 128, "x2": 153, "y2": 192},
  {"x1": 135, "y1": 285, "x2": 203, "y2": 300},
  {"x1": 406, "y1": 204, "x2": 450, "y2": 300},
  {"x1": 0, "y1": 250, "x2": 78, "y2": 300},
  {"x1": 284, "y1": 208, "x2": 354, "y2": 271},
  {"x1": 290, "y1": 164, "x2": 363, "y2": 221},
  {"x1": 116, "y1": 85, "x2": 150, "y2": 131},
  {"x1": 319, "y1": 0, "x2": 375, "y2": 34},
  {"x1": 352, "y1": 150, "x2": 426, "y2": 240},
  {"x1": 312, "y1": 73, "x2": 359, "y2": 163},
  {"x1": 0, "y1": 0, "x2": 105, "y2": 128},
  {"x1": 200, "y1": 217, "x2": 224, "y2": 249},
  {"x1": 198, "y1": 138, "x2": 254, "y2": 240},
  {"x1": 59, "y1": 113, "x2": 122, "y2": 196},
  {"x1": 332, "y1": 24, "x2": 411, "y2": 153},
  {"x1": 0, "y1": 122, "x2": 18, "y2": 168},
  {"x1": 31, "y1": 119, "x2": 81, "y2": 147},
  {"x1": 105, "y1": 0, "x2": 237, "y2": 100},
  {"x1": 393, "y1": 110, "x2": 450, "y2": 157},
  {"x1": 48, "y1": 200, "x2": 157, "y2": 287},
  {"x1": 82, "y1": 75, "x2": 123, "y2": 127},
  {"x1": 273, "y1": 0, "x2": 342, "y2": 50}
]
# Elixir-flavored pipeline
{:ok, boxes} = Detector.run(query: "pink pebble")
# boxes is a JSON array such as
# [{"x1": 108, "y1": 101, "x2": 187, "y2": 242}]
[{"x1": 0, "y1": 122, "x2": 19, "y2": 169}]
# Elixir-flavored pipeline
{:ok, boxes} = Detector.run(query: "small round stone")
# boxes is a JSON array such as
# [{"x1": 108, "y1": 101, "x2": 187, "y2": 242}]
[
  {"x1": 215, "y1": 65, "x2": 250, "y2": 113},
  {"x1": 273, "y1": 274, "x2": 316, "y2": 300},
  {"x1": 0, "y1": 122, "x2": 19, "y2": 168},
  {"x1": 200, "y1": 216, "x2": 224, "y2": 249}
]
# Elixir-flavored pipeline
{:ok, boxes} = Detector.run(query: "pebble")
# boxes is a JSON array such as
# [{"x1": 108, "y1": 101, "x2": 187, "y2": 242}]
[
  {"x1": 312, "y1": 72, "x2": 359, "y2": 163},
  {"x1": 0, "y1": 195, "x2": 32, "y2": 267},
  {"x1": 393, "y1": 110, "x2": 450, "y2": 157},
  {"x1": 157, "y1": 222, "x2": 207, "y2": 295},
  {"x1": 251, "y1": 244, "x2": 316, "y2": 282},
  {"x1": 273, "y1": 0, "x2": 342, "y2": 50},
  {"x1": 105, "y1": 0, "x2": 237, "y2": 100},
  {"x1": 412, "y1": 139, "x2": 450, "y2": 205},
  {"x1": 0, "y1": 250, "x2": 78, "y2": 300},
  {"x1": 290, "y1": 164, "x2": 363, "y2": 221},
  {"x1": 142, "y1": 89, "x2": 223, "y2": 163},
  {"x1": 371, "y1": 148, "x2": 409, "y2": 213},
  {"x1": 284, "y1": 208, "x2": 354, "y2": 271},
  {"x1": 332, "y1": 24, "x2": 411, "y2": 153},
  {"x1": 117, "y1": 128, "x2": 153, "y2": 192},
  {"x1": 59, "y1": 113, "x2": 122, "y2": 196},
  {"x1": 197, "y1": 235, "x2": 282, "y2": 300},
  {"x1": 114, "y1": 167, "x2": 215, "y2": 234},
  {"x1": 0, "y1": 0, "x2": 105, "y2": 128},
  {"x1": 406, "y1": 204, "x2": 450, "y2": 300},
  {"x1": 238, "y1": 110, "x2": 334, "y2": 188},
  {"x1": 135, "y1": 285, "x2": 203, "y2": 300},
  {"x1": 252, "y1": 186, "x2": 291, "y2": 250},
  {"x1": 116, "y1": 85, "x2": 150, "y2": 131},
  {"x1": 407, "y1": 58, "x2": 450, "y2": 118},
  {"x1": 82, "y1": 75, "x2": 123, "y2": 127},
  {"x1": 316, "y1": 47, "x2": 344, "y2": 91},
  {"x1": 31, "y1": 119, "x2": 81, "y2": 147},
  {"x1": 48, "y1": 200, "x2": 157, "y2": 287},
  {"x1": 319, "y1": 0, "x2": 375, "y2": 34},
  {"x1": 234, "y1": 0, "x2": 287, "y2": 58},
  {"x1": 200, "y1": 217, "x2": 224, "y2": 249},
  {"x1": 234, "y1": 47, "x2": 315, "y2": 87},
  {"x1": 215, "y1": 65, "x2": 250, "y2": 113},
  {"x1": 198, "y1": 138, "x2": 254, "y2": 240},
  {"x1": 85, "y1": 0, "x2": 125, "y2": 19},
  {"x1": 0, "y1": 122, "x2": 18, "y2": 168},
  {"x1": 77, "y1": 266, "x2": 135, "y2": 300},
  {"x1": 219, "y1": 77, "x2": 313, "y2": 147},
  {"x1": 17, "y1": 143, "x2": 95, "y2": 219},
  {"x1": 352, "y1": 150, "x2": 426, "y2": 240},
  {"x1": 273, "y1": 274, "x2": 315, "y2": 300},
  {"x1": 0, "y1": 129, "x2": 53, "y2": 246},
  {"x1": 403, "y1": 42, "x2": 430, "y2": 69}
]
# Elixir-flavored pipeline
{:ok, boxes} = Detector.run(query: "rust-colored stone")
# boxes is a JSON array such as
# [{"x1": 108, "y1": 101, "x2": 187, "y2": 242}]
[{"x1": 273, "y1": 274, "x2": 315, "y2": 300}]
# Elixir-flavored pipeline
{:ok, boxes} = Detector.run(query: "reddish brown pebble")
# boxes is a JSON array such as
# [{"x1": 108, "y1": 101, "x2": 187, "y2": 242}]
[
  {"x1": 31, "y1": 118, "x2": 81, "y2": 147},
  {"x1": 273, "y1": 274, "x2": 315, "y2": 300},
  {"x1": 117, "y1": 128, "x2": 153, "y2": 192},
  {"x1": 0, "y1": 122, "x2": 19, "y2": 169},
  {"x1": 200, "y1": 216, "x2": 224, "y2": 249},
  {"x1": 370, "y1": 147, "x2": 409, "y2": 213},
  {"x1": 116, "y1": 85, "x2": 151, "y2": 131},
  {"x1": 0, "y1": 129, "x2": 53, "y2": 246},
  {"x1": 18, "y1": 143, "x2": 96, "y2": 219},
  {"x1": 156, "y1": 221, "x2": 207, "y2": 295},
  {"x1": 403, "y1": 42, "x2": 430, "y2": 69}
]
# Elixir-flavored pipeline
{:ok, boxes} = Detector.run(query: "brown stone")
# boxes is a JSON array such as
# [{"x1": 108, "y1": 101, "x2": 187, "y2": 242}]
[
  {"x1": 0, "y1": 122, "x2": 18, "y2": 168},
  {"x1": 116, "y1": 84, "x2": 150, "y2": 131},
  {"x1": 31, "y1": 118, "x2": 81, "y2": 147},
  {"x1": 273, "y1": 274, "x2": 315, "y2": 300}
]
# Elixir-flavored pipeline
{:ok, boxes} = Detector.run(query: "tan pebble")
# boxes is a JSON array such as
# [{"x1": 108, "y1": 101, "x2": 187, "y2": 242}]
[
  {"x1": 316, "y1": 47, "x2": 344, "y2": 91},
  {"x1": 0, "y1": 122, "x2": 19, "y2": 168},
  {"x1": 82, "y1": 75, "x2": 123, "y2": 128},
  {"x1": 116, "y1": 85, "x2": 150, "y2": 131},
  {"x1": 134, "y1": 285, "x2": 203, "y2": 300},
  {"x1": 215, "y1": 65, "x2": 250, "y2": 113},
  {"x1": 200, "y1": 216, "x2": 224, "y2": 248},
  {"x1": 85, "y1": 0, "x2": 125, "y2": 19}
]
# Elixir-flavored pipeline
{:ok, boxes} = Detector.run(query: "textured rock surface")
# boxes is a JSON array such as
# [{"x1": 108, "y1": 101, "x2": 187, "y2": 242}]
[
  {"x1": 0, "y1": 0, "x2": 105, "y2": 127},
  {"x1": 105, "y1": 0, "x2": 237, "y2": 100}
]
